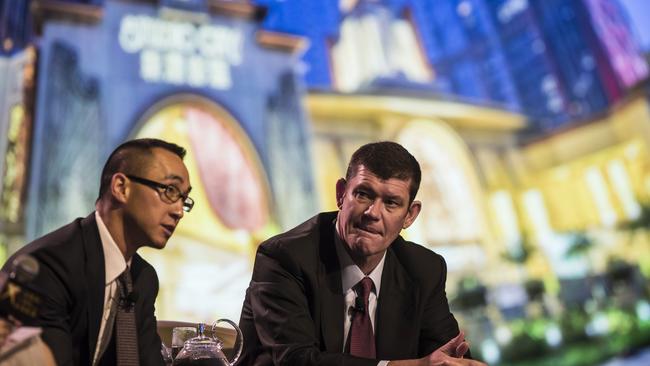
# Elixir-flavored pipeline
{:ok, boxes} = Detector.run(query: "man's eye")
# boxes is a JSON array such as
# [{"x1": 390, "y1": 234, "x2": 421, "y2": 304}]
[
  {"x1": 166, "y1": 186, "x2": 180, "y2": 198},
  {"x1": 355, "y1": 191, "x2": 370, "y2": 199}
]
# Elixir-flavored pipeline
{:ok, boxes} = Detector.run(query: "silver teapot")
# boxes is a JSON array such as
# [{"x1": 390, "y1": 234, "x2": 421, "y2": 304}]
[{"x1": 173, "y1": 319, "x2": 243, "y2": 366}]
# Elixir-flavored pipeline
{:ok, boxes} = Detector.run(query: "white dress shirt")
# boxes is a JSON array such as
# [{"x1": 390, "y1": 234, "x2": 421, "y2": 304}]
[
  {"x1": 92, "y1": 212, "x2": 129, "y2": 364},
  {"x1": 334, "y1": 234, "x2": 389, "y2": 366}
]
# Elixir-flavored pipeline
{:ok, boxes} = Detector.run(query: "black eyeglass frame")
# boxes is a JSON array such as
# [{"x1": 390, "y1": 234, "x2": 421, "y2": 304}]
[{"x1": 125, "y1": 175, "x2": 194, "y2": 212}]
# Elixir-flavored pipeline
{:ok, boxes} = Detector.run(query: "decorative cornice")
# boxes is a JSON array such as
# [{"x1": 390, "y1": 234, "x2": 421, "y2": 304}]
[
  {"x1": 306, "y1": 92, "x2": 527, "y2": 131},
  {"x1": 31, "y1": 0, "x2": 103, "y2": 34},
  {"x1": 207, "y1": 0, "x2": 266, "y2": 20},
  {"x1": 256, "y1": 30, "x2": 308, "y2": 55}
]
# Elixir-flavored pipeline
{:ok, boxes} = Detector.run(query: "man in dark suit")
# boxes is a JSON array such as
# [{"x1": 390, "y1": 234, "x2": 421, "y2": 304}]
[
  {"x1": 240, "y1": 141, "x2": 486, "y2": 366},
  {"x1": 3, "y1": 138, "x2": 194, "y2": 366}
]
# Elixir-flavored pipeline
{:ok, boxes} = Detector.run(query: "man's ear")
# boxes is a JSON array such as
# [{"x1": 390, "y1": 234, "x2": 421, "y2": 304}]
[
  {"x1": 403, "y1": 200, "x2": 421, "y2": 229},
  {"x1": 335, "y1": 178, "x2": 346, "y2": 209},
  {"x1": 110, "y1": 173, "x2": 129, "y2": 205}
]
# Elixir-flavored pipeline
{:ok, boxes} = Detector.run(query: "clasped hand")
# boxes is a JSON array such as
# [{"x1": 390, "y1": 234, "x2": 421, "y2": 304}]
[{"x1": 388, "y1": 332, "x2": 488, "y2": 366}]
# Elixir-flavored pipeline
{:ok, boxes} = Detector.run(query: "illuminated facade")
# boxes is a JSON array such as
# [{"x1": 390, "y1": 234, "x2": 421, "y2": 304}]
[
  {"x1": 306, "y1": 91, "x2": 528, "y2": 281},
  {"x1": 506, "y1": 93, "x2": 650, "y2": 286},
  {"x1": 0, "y1": 0, "x2": 31, "y2": 56},
  {"x1": 0, "y1": 47, "x2": 34, "y2": 258},
  {"x1": 527, "y1": 0, "x2": 612, "y2": 121},
  {"x1": 418, "y1": 0, "x2": 520, "y2": 109},
  {"x1": 486, "y1": 0, "x2": 648, "y2": 130},
  {"x1": 8, "y1": 0, "x2": 317, "y2": 321},
  {"x1": 263, "y1": 0, "x2": 647, "y2": 132},
  {"x1": 1, "y1": 1, "x2": 650, "y2": 363}
]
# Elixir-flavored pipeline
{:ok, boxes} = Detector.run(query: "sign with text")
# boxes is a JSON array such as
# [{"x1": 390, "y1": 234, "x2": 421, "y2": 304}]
[{"x1": 118, "y1": 14, "x2": 243, "y2": 89}]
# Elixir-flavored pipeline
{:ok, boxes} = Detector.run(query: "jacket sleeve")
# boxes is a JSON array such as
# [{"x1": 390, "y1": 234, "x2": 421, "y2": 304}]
[
  {"x1": 30, "y1": 258, "x2": 77, "y2": 366},
  {"x1": 135, "y1": 264, "x2": 165, "y2": 366},
  {"x1": 244, "y1": 244, "x2": 378, "y2": 366},
  {"x1": 417, "y1": 254, "x2": 463, "y2": 357}
]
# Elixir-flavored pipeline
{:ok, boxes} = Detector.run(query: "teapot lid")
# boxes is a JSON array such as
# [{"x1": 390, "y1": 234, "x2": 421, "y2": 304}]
[
  {"x1": 174, "y1": 323, "x2": 227, "y2": 363},
  {"x1": 179, "y1": 323, "x2": 223, "y2": 352}
]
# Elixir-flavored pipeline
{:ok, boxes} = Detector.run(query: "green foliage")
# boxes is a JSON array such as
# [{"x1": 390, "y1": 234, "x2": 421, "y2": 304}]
[
  {"x1": 565, "y1": 231, "x2": 594, "y2": 258},
  {"x1": 499, "y1": 332, "x2": 550, "y2": 363},
  {"x1": 500, "y1": 307, "x2": 650, "y2": 366},
  {"x1": 620, "y1": 202, "x2": 650, "y2": 231},
  {"x1": 559, "y1": 308, "x2": 590, "y2": 344},
  {"x1": 605, "y1": 258, "x2": 635, "y2": 284},
  {"x1": 0, "y1": 234, "x2": 6, "y2": 265},
  {"x1": 451, "y1": 276, "x2": 487, "y2": 310},
  {"x1": 525, "y1": 279, "x2": 545, "y2": 302},
  {"x1": 509, "y1": 318, "x2": 551, "y2": 340},
  {"x1": 502, "y1": 234, "x2": 535, "y2": 264}
]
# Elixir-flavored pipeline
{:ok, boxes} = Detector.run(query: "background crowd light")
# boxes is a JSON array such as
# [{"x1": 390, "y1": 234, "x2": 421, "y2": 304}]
[{"x1": 1, "y1": 0, "x2": 650, "y2": 365}]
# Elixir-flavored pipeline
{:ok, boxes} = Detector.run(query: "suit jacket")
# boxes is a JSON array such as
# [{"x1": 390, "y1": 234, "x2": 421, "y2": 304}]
[
  {"x1": 3, "y1": 213, "x2": 164, "y2": 366},
  {"x1": 239, "y1": 211, "x2": 461, "y2": 366}
]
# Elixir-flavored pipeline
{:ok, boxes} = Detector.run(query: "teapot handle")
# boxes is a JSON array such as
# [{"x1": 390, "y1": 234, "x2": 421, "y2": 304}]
[{"x1": 212, "y1": 318, "x2": 244, "y2": 365}]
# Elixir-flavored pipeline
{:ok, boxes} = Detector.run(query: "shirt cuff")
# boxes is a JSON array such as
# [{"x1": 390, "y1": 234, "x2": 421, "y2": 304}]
[{"x1": 378, "y1": 361, "x2": 390, "y2": 366}]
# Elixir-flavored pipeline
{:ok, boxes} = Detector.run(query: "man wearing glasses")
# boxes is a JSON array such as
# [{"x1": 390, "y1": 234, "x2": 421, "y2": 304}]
[{"x1": 2, "y1": 138, "x2": 193, "y2": 365}]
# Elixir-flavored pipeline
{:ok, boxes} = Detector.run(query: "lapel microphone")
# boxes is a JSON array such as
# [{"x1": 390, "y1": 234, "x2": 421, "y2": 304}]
[
  {"x1": 120, "y1": 290, "x2": 138, "y2": 308},
  {"x1": 125, "y1": 291, "x2": 138, "y2": 304},
  {"x1": 118, "y1": 269, "x2": 137, "y2": 308}
]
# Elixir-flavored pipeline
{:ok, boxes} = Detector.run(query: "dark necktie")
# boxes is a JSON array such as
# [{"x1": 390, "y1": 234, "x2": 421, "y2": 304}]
[
  {"x1": 116, "y1": 268, "x2": 139, "y2": 366},
  {"x1": 349, "y1": 277, "x2": 376, "y2": 359}
]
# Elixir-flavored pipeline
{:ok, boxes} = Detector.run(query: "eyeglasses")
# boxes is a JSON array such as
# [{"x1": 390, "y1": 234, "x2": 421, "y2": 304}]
[{"x1": 126, "y1": 175, "x2": 194, "y2": 212}]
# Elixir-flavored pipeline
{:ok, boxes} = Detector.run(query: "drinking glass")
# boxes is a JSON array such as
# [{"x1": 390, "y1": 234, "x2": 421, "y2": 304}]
[
  {"x1": 161, "y1": 342, "x2": 173, "y2": 366},
  {"x1": 171, "y1": 326, "x2": 197, "y2": 360}
]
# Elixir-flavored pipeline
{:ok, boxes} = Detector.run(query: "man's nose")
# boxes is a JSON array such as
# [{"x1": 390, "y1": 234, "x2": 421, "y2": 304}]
[
  {"x1": 364, "y1": 199, "x2": 382, "y2": 219},
  {"x1": 170, "y1": 200, "x2": 185, "y2": 221}
]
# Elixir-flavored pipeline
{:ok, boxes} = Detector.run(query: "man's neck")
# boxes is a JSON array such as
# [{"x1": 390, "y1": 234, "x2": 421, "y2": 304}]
[
  {"x1": 351, "y1": 253, "x2": 382, "y2": 276},
  {"x1": 96, "y1": 204, "x2": 133, "y2": 261}
]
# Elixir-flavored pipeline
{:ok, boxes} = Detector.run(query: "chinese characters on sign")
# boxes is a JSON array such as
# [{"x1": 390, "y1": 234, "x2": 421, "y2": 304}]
[{"x1": 118, "y1": 15, "x2": 243, "y2": 89}]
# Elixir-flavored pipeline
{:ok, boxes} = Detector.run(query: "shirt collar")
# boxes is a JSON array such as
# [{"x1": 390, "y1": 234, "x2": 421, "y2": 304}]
[
  {"x1": 334, "y1": 229, "x2": 385, "y2": 297},
  {"x1": 95, "y1": 211, "x2": 128, "y2": 285}
]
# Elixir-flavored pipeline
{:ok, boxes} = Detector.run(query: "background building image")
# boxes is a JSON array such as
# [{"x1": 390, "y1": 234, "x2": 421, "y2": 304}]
[{"x1": 1, "y1": 0, "x2": 650, "y2": 364}]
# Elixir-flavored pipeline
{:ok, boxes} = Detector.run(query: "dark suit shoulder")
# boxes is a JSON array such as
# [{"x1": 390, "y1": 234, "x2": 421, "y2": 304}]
[
  {"x1": 255, "y1": 211, "x2": 336, "y2": 275},
  {"x1": 258, "y1": 212, "x2": 334, "y2": 256},
  {"x1": 389, "y1": 237, "x2": 447, "y2": 282},
  {"x1": 3, "y1": 216, "x2": 89, "y2": 272},
  {"x1": 131, "y1": 253, "x2": 161, "y2": 344},
  {"x1": 131, "y1": 253, "x2": 157, "y2": 277},
  {"x1": 131, "y1": 254, "x2": 159, "y2": 294}
]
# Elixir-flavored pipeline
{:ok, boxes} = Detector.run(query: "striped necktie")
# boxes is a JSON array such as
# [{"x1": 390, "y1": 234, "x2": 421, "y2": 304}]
[{"x1": 116, "y1": 268, "x2": 139, "y2": 366}]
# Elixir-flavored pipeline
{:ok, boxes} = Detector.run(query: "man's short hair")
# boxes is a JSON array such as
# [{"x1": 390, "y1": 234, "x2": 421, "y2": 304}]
[
  {"x1": 97, "y1": 138, "x2": 186, "y2": 200},
  {"x1": 345, "y1": 141, "x2": 421, "y2": 203}
]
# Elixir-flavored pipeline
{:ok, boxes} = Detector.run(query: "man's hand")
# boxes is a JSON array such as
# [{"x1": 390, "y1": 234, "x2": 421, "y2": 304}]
[
  {"x1": 437, "y1": 331, "x2": 470, "y2": 358},
  {"x1": 388, "y1": 332, "x2": 488, "y2": 366},
  {"x1": 0, "y1": 318, "x2": 12, "y2": 346},
  {"x1": 418, "y1": 331, "x2": 486, "y2": 366}
]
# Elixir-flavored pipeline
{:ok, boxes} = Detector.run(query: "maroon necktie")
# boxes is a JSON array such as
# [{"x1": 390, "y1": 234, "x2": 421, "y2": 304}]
[{"x1": 349, "y1": 277, "x2": 376, "y2": 358}]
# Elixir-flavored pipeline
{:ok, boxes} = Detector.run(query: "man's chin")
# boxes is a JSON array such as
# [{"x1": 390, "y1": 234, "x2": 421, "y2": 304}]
[
  {"x1": 146, "y1": 240, "x2": 168, "y2": 250},
  {"x1": 350, "y1": 238, "x2": 381, "y2": 254}
]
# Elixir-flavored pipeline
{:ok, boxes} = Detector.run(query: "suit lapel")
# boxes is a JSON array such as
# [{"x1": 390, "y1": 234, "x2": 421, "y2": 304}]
[
  {"x1": 317, "y1": 215, "x2": 345, "y2": 353},
  {"x1": 130, "y1": 254, "x2": 145, "y2": 320},
  {"x1": 375, "y1": 244, "x2": 418, "y2": 359},
  {"x1": 81, "y1": 213, "x2": 106, "y2": 360}
]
